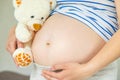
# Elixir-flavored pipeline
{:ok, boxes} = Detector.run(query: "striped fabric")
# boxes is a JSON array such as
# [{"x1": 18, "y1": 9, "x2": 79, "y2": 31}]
[{"x1": 51, "y1": 0, "x2": 119, "y2": 41}]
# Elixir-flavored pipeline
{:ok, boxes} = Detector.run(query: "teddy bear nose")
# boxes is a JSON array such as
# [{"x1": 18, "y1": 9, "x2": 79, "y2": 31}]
[{"x1": 33, "y1": 23, "x2": 42, "y2": 31}]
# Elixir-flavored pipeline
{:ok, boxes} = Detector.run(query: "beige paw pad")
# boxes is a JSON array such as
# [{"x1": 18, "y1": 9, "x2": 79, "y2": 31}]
[{"x1": 15, "y1": 53, "x2": 32, "y2": 67}]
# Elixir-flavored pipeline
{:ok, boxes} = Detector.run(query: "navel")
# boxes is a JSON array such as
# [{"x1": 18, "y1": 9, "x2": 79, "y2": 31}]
[{"x1": 46, "y1": 42, "x2": 51, "y2": 46}]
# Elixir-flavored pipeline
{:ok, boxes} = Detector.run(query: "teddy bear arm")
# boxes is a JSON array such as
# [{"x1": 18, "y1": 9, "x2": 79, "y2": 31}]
[{"x1": 16, "y1": 23, "x2": 34, "y2": 43}]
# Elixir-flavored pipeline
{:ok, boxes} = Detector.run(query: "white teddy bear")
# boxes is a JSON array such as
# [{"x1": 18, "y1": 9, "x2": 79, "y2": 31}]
[{"x1": 12, "y1": 0, "x2": 56, "y2": 67}]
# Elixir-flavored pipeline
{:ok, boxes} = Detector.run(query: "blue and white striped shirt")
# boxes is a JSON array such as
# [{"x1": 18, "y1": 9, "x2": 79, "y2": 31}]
[{"x1": 52, "y1": 0, "x2": 119, "y2": 41}]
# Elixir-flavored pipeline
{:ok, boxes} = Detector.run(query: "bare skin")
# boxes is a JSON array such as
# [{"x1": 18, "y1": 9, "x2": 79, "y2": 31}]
[
  {"x1": 32, "y1": 13, "x2": 105, "y2": 66},
  {"x1": 115, "y1": 0, "x2": 120, "y2": 25}
]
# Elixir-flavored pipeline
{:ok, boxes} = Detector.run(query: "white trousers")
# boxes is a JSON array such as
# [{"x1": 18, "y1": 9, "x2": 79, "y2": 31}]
[{"x1": 30, "y1": 61, "x2": 118, "y2": 80}]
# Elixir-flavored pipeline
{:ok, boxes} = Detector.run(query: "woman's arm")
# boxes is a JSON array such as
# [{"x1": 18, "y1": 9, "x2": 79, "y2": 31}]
[
  {"x1": 6, "y1": 26, "x2": 24, "y2": 54},
  {"x1": 115, "y1": 0, "x2": 120, "y2": 25},
  {"x1": 86, "y1": 0, "x2": 120, "y2": 72},
  {"x1": 87, "y1": 29, "x2": 120, "y2": 73}
]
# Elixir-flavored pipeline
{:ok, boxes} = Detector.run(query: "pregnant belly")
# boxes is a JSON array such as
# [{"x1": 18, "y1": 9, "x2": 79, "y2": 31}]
[{"x1": 32, "y1": 14, "x2": 106, "y2": 66}]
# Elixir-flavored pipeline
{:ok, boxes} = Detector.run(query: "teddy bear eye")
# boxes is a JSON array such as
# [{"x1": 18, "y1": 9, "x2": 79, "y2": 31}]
[
  {"x1": 41, "y1": 17, "x2": 44, "y2": 20},
  {"x1": 31, "y1": 16, "x2": 34, "y2": 18}
]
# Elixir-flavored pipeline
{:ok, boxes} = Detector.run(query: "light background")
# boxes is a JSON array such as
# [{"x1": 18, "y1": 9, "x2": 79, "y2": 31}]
[
  {"x1": 0, "y1": 0, "x2": 33, "y2": 76},
  {"x1": 0, "y1": 0, "x2": 120, "y2": 79}
]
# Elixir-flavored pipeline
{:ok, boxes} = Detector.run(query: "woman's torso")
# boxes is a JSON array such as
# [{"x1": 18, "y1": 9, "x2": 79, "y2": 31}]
[{"x1": 32, "y1": 13, "x2": 106, "y2": 66}]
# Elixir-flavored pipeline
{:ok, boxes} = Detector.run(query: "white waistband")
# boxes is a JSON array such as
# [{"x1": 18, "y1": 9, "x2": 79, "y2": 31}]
[{"x1": 34, "y1": 63, "x2": 51, "y2": 71}]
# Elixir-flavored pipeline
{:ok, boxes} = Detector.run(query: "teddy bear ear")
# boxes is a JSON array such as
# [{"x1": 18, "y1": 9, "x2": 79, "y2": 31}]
[
  {"x1": 49, "y1": 0, "x2": 56, "y2": 10},
  {"x1": 13, "y1": 0, "x2": 22, "y2": 8}
]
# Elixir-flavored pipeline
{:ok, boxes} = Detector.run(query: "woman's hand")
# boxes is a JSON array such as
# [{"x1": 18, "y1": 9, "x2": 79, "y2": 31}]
[
  {"x1": 42, "y1": 62, "x2": 95, "y2": 80},
  {"x1": 6, "y1": 26, "x2": 24, "y2": 54}
]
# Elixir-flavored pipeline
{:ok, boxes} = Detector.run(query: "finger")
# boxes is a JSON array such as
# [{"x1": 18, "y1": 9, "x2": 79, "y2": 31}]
[
  {"x1": 42, "y1": 74, "x2": 58, "y2": 80},
  {"x1": 17, "y1": 40, "x2": 24, "y2": 48},
  {"x1": 13, "y1": 57, "x2": 19, "y2": 67},
  {"x1": 42, "y1": 73, "x2": 52, "y2": 80},
  {"x1": 42, "y1": 70, "x2": 61, "y2": 79},
  {"x1": 6, "y1": 30, "x2": 16, "y2": 53},
  {"x1": 6, "y1": 41, "x2": 17, "y2": 54},
  {"x1": 6, "y1": 46, "x2": 14, "y2": 54}
]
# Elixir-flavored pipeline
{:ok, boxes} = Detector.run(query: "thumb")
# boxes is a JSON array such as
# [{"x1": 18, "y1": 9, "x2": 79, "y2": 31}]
[{"x1": 17, "y1": 40, "x2": 24, "y2": 48}]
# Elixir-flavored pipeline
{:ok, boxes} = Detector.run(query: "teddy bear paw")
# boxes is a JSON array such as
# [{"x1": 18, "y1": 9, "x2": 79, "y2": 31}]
[{"x1": 13, "y1": 48, "x2": 33, "y2": 67}]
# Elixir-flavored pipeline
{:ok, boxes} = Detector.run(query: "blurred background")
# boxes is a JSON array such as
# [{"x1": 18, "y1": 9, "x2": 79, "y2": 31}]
[
  {"x1": 0, "y1": 0, "x2": 33, "y2": 80},
  {"x1": 0, "y1": 0, "x2": 120, "y2": 80}
]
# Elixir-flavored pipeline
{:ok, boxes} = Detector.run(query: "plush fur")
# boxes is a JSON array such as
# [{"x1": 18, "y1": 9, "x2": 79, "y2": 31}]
[{"x1": 12, "y1": 0, "x2": 56, "y2": 67}]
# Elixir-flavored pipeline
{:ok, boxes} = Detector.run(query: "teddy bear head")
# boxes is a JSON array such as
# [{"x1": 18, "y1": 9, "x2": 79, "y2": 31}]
[{"x1": 13, "y1": 0, "x2": 56, "y2": 31}]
